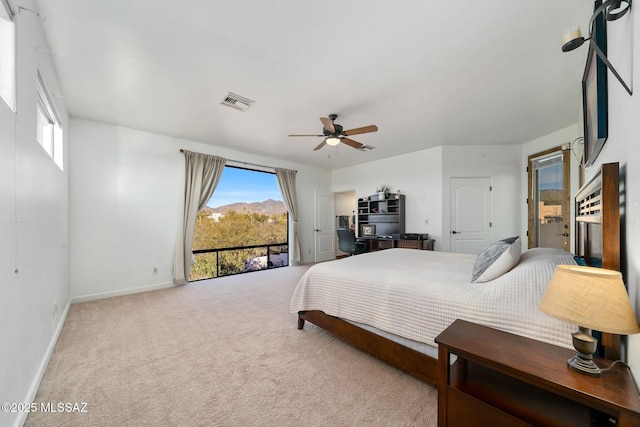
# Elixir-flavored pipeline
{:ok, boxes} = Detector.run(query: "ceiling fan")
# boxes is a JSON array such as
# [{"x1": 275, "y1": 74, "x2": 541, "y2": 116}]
[{"x1": 288, "y1": 114, "x2": 378, "y2": 151}]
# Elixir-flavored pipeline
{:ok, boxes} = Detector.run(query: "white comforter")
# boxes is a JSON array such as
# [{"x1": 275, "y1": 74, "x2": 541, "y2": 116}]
[{"x1": 290, "y1": 248, "x2": 576, "y2": 351}]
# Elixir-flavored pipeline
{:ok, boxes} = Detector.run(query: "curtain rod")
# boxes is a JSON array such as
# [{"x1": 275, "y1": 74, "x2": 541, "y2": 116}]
[{"x1": 179, "y1": 149, "x2": 296, "y2": 173}]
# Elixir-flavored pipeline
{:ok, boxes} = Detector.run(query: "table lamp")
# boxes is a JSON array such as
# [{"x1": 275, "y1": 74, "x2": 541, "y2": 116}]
[{"x1": 539, "y1": 265, "x2": 640, "y2": 377}]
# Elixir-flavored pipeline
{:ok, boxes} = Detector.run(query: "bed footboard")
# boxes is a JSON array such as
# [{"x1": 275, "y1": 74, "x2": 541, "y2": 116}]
[{"x1": 297, "y1": 310, "x2": 438, "y2": 384}]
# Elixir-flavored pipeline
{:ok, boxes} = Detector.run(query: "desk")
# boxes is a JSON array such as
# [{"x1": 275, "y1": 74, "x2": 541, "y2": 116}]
[{"x1": 358, "y1": 237, "x2": 434, "y2": 251}]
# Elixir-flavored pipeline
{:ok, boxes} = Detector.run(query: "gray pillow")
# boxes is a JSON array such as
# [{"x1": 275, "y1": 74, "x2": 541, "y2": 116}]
[{"x1": 471, "y1": 237, "x2": 521, "y2": 283}]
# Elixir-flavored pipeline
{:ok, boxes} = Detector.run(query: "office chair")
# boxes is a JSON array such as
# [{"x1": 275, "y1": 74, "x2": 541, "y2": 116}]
[{"x1": 337, "y1": 228, "x2": 369, "y2": 256}]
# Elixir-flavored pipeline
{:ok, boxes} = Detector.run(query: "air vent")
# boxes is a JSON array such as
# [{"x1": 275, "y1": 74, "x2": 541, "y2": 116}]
[{"x1": 220, "y1": 92, "x2": 254, "y2": 111}]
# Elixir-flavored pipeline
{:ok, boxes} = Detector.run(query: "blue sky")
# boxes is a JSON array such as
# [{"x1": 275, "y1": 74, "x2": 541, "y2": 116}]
[
  {"x1": 538, "y1": 164, "x2": 563, "y2": 190},
  {"x1": 206, "y1": 167, "x2": 283, "y2": 208}
]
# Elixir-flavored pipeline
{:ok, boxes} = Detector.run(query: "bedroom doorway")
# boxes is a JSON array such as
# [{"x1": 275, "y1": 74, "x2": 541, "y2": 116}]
[
  {"x1": 334, "y1": 190, "x2": 357, "y2": 257},
  {"x1": 527, "y1": 147, "x2": 571, "y2": 250},
  {"x1": 450, "y1": 177, "x2": 492, "y2": 254}
]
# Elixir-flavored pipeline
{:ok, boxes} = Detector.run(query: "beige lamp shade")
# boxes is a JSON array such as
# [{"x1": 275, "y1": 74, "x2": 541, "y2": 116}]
[{"x1": 539, "y1": 265, "x2": 640, "y2": 335}]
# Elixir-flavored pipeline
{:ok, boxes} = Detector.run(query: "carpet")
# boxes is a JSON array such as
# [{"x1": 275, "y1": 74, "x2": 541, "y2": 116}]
[{"x1": 26, "y1": 265, "x2": 437, "y2": 426}]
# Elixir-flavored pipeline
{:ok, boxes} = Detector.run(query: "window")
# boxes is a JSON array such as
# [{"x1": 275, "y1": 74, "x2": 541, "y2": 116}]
[
  {"x1": 527, "y1": 147, "x2": 570, "y2": 250},
  {"x1": 0, "y1": 0, "x2": 15, "y2": 110},
  {"x1": 36, "y1": 71, "x2": 64, "y2": 169},
  {"x1": 190, "y1": 166, "x2": 288, "y2": 281}
]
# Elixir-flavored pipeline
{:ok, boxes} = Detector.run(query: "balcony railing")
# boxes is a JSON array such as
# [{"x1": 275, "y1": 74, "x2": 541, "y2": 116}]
[{"x1": 190, "y1": 243, "x2": 289, "y2": 281}]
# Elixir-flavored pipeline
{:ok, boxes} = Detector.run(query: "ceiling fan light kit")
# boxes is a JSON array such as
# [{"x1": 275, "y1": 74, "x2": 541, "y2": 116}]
[{"x1": 288, "y1": 114, "x2": 378, "y2": 152}]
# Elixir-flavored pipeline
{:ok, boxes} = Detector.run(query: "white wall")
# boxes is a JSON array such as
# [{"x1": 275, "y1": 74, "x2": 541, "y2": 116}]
[
  {"x1": 0, "y1": 3, "x2": 70, "y2": 426},
  {"x1": 69, "y1": 118, "x2": 330, "y2": 301},
  {"x1": 584, "y1": 6, "x2": 640, "y2": 380},
  {"x1": 514, "y1": 4, "x2": 640, "y2": 378},
  {"x1": 331, "y1": 146, "x2": 444, "y2": 249},
  {"x1": 335, "y1": 190, "x2": 356, "y2": 221},
  {"x1": 4, "y1": 2, "x2": 640, "y2": 419},
  {"x1": 442, "y1": 144, "x2": 522, "y2": 252},
  {"x1": 332, "y1": 144, "x2": 523, "y2": 252}
]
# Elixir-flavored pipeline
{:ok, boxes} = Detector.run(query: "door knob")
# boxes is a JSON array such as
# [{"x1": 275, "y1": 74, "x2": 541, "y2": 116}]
[{"x1": 452, "y1": 230, "x2": 459, "y2": 234}]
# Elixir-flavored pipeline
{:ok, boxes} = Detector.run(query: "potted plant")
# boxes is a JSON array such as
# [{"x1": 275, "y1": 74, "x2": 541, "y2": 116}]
[{"x1": 376, "y1": 184, "x2": 391, "y2": 200}]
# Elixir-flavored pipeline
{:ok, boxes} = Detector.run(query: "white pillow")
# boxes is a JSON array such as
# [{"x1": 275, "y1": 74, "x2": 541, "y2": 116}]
[
  {"x1": 519, "y1": 247, "x2": 567, "y2": 262},
  {"x1": 471, "y1": 237, "x2": 521, "y2": 283}
]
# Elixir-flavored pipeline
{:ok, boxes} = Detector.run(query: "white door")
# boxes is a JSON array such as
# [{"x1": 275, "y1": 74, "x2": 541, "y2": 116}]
[
  {"x1": 314, "y1": 191, "x2": 335, "y2": 262},
  {"x1": 450, "y1": 178, "x2": 492, "y2": 254}
]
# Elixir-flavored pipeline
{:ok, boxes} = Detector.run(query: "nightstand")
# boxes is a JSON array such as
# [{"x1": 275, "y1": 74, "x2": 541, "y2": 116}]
[{"x1": 435, "y1": 319, "x2": 640, "y2": 427}]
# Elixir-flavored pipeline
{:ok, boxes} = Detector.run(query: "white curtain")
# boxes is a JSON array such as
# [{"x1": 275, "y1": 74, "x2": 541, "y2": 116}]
[
  {"x1": 173, "y1": 151, "x2": 226, "y2": 285},
  {"x1": 275, "y1": 168, "x2": 301, "y2": 264}
]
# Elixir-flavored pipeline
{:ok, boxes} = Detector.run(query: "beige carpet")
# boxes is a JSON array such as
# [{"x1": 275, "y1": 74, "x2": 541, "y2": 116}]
[{"x1": 26, "y1": 265, "x2": 437, "y2": 426}]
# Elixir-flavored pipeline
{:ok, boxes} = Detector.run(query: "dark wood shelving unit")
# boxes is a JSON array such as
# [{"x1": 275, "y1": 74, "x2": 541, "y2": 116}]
[{"x1": 357, "y1": 194, "x2": 405, "y2": 237}]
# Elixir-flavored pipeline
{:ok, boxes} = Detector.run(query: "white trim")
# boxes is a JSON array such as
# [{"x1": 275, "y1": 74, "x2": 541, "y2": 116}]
[
  {"x1": 71, "y1": 281, "x2": 175, "y2": 304},
  {"x1": 0, "y1": 9, "x2": 15, "y2": 110},
  {"x1": 37, "y1": 71, "x2": 60, "y2": 124},
  {"x1": 35, "y1": 70, "x2": 64, "y2": 169},
  {"x1": 531, "y1": 151, "x2": 563, "y2": 171},
  {"x1": 0, "y1": 0, "x2": 13, "y2": 21},
  {"x1": 13, "y1": 300, "x2": 71, "y2": 427}
]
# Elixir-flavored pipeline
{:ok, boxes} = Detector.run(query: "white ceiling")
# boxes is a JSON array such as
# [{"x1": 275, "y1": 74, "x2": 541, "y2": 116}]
[{"x1": 32, "y1": 0, "x2": 594, "y2": 170}]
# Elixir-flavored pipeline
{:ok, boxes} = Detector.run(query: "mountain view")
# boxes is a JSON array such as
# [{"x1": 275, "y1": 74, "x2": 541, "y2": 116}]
[
  {"x1": 203, "y1": 199, "x2": 286, "y2": 216},
  {"x1": 191, "y1": 199, "x2": 288, "y2": 281},
  {"x1": 539, "y1": 189, "x2": 562, "y2": 205}
]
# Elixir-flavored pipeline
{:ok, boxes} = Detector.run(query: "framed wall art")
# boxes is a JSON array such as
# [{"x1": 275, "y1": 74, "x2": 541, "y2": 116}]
[{"x1": 582, "y1": 0, "x2": 608, "y2": 167}]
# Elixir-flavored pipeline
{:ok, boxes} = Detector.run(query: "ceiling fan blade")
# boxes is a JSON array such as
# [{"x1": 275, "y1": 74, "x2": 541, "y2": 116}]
[
  {"x1": 341, "y1": 137, "x2": 364, "y2": 150},
  {"x1": 320, "y1": 117, "x2": 335, "y2": 133},
  {"x1": 343, "y1": 125, "x2": 378, "y2": 136},
  {"x1": 313, "y1": 141, "x2": 327, "y2": 151},
  {"x1": 288, "y1": 134, "x2": 324, "y2": 137}
]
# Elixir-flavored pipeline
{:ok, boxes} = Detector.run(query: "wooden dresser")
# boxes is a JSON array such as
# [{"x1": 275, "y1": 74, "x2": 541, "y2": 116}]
[
  {"x1": 397, "y1": 239, "x2": 434, "y2": 251},
  {"x1": 435, "y1": 319, "x2": 640, "y2": 427}
]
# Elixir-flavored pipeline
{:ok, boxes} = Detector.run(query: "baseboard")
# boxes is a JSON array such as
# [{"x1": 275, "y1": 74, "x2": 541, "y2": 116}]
[
  {"x1": 71, "y1": 281, "x2": 175, "y2": 304},
  {"x1": 13, "y1": 299, "x2": 71, "y2": 427},
  {"x1": 12, "y1": 282, "x2": 175, "y2": 426}
]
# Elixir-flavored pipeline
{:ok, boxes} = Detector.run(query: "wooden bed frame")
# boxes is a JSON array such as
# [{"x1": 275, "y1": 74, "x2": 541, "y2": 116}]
[
  {"x1": 297, "y1": 162, "x2": 621, "y2": 385},
  {"x1": 574, "y1": 162, "x2": 621, "y2": 359}
]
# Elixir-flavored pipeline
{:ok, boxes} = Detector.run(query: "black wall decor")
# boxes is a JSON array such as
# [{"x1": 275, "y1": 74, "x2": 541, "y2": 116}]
[{"x1": 582, "y1": 0, "x2": 608, "y2": 167}]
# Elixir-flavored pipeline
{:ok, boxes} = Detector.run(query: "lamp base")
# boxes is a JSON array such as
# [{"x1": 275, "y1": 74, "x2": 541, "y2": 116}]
[
  {"x1": 568, "y1": 326, "x2": 601, "y2": 377},
  {"x1": 568, "y1": 352, "x2": 602, "y2": 377}
]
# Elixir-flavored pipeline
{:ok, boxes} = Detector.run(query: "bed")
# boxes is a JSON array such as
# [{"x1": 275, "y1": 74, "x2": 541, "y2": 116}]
[{"x1": 291, "y1": 162, "x2": 621, "y2": 385}]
